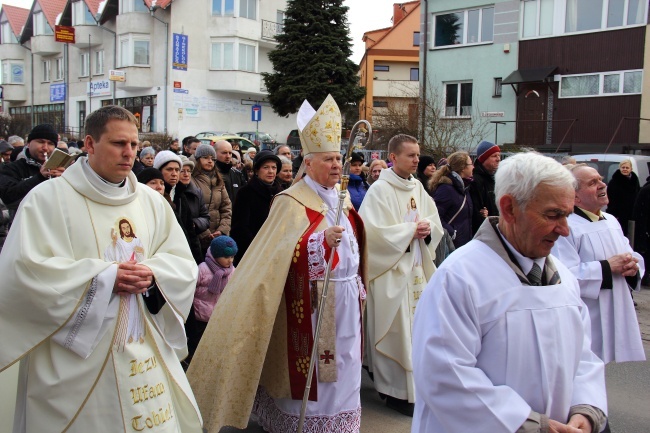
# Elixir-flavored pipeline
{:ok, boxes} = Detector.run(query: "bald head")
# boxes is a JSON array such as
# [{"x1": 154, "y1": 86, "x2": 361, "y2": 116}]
[{"x1": 215, "y1": 140, "x2": 232, "y2": 164}]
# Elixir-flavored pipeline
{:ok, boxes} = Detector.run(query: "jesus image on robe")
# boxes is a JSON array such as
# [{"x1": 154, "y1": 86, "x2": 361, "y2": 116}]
[
  {"x1": 405, "y1": 197, "x2": 422, "y2": 267},
  {"x1": 105, "y1": 218, "x2": 146, "y2": 346}
]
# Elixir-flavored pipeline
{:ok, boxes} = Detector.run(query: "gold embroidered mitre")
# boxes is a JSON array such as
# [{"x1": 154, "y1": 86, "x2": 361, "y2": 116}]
[{"x1": 297, "y1": 94, "x2": 342, "y2": 155}]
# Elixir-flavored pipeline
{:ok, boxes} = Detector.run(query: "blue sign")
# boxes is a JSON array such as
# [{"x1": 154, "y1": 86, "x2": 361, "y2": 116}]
[
  {"x1": 173, "y1": 88, "x2": 189, "y2": 94},
  {"x1": 50, "y1": 83, "x2": 66, "y2": 102},
  {"x1": 251, "y1": 104, "x2": 262, "y2": 122},
  {"x1": 172, "y1": 33, "x2": 188, "y2": 71}
]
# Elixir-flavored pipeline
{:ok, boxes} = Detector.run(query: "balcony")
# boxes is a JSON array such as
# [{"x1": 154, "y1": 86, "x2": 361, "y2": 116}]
[
  {"x1": 260, "y1": 20, "x2": 282, "y2": 48},
  {"x1": 115, "y1": 67, "x2": 153, "y2": 89},
  {"x1": 207, "y1": 70, "x2": 264, "y2": 95},
  {"x1": 1, "y1": 84, "x2": 27, "y2": 101},
  {"x1": 0, "y1": 44, "x2": 28, "y2": 60},
  {"x1": 72, "y1": 26, "x2": 104, "y2": 48},
  {"x1": 372, "y1": 79, "x2": 419, "y2": 98},
  {"x1": 31, "y1": 35, "x2": 62, "y2": 56},
  {"x1": 116, "y1": 13, "x2": 153, "y2": 35}
]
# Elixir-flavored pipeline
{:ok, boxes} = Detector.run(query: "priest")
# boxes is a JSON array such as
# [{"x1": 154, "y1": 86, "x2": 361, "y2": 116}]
[
  {"x1": 0, "y1": 105, "x2": 203, "y2": 433},
  {"x1": 411, "y1": 152, "x2": 607, "y2": 433},
  {"x1": 187, "y1": 95, "x2": 366, "y2": 433},
  {"x1": 358, "y1": 134, "x2": 443, "y2": 416}
]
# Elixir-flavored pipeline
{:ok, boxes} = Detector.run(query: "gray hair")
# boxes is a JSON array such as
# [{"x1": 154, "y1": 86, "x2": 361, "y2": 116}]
[
  {"x1": 7, "y1": 135, "x2": 24, "y2": 146},
  {"x1": 495, "y1": 152, "x2": 576, "y2": 211},
  {"x1": 619, "y1": 159, "x2": 632, "y2": 169},
  {"x1": 278, "y1": 156, "x2": 291, "y2": 165},
  {"x1": 273, "y1": 144, "x2": 291, "y2": 155}
]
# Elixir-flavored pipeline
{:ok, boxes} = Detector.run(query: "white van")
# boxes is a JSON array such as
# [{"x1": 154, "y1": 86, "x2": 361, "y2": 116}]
[{"x1": 571, "y1": 154, "x2": 650, "y2": 185}]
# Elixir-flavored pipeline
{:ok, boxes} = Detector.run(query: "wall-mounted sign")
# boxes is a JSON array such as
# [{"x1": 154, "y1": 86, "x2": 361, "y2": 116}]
[
  {"x1": 172, "y1": 33, "x2": 188, "y2": 71},
  {"x1": 50, "y1": 83, "x2": 66, "y2": 102},
  {"x1": 109, "y1": 70, "x2": 126, "y2": 82},
  {"x1": 480, "y1": 111, "x2": 505, "y2": 117},
  {"x1": 87, "y1": 80, "x2": 111, "y2": 97},
  {"x1": 54, "y1": 25, "x2": 75, "y2": 43}
]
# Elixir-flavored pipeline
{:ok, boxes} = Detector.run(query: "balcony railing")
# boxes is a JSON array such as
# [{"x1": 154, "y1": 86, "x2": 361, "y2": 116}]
[{"x1": 262, "y1": 20, "x2": 283, "y2": 41}]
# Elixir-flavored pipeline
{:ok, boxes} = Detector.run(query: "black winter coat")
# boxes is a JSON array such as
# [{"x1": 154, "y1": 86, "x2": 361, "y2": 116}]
[
  {"x1": 607, "y1": 169, "x2": 640, "y2": 236},
  {"x1": 433, "y1": 174, "x2": 474, "y2": 248},
  {"x1": 632, "y1": 176, "x2": 650, "y2": 253},
  {"x1": 0, "y1": 150, "x2": 47, "y2": 216},
  {"x1": 216, "y1": 160, "x2": 247, "y2": 203},
  {"x1": 469, "y1": 161, "x2": 498, "y2": 235},
  {"x1": 230, "y1": 176, "x2": 282, "y2": 265},
  {"x1": 164, "y1": 181, "x2": 204, "y2": 264}
]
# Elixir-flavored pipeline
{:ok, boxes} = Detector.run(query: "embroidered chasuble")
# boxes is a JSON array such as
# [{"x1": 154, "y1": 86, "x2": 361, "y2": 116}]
[
  {"x1": 358, "y1": 168, "x2": 443, "y2": 402},
  {"x1": 0, "y1": 158, "x2": 202, "y2": 432},
  {"x1": 187, "y1": 178, "x2": 367, "y2": 433}
]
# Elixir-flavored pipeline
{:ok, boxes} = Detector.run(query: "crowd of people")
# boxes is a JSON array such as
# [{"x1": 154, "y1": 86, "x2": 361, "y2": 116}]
[{"x1": 0, "y1": 98, "x2": 646, "y2": 433}]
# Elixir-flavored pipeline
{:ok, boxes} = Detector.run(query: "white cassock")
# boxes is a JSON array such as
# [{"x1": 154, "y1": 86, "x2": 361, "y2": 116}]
[
  {"x1": 552, "y1": 211, "x2": 646, "y2": 363},
  {"x1": 0, "y1": 158, "x2": 202, "y2": 433},
  {"x1": 411, "y1": 220, "x2": 607, "y2": 433},
  {"x1": 253, "y1": 176, "x2": 364, "y2": 432},
  {"x1": 359, "y1": 168, "x2": 443, "y2": 402}
]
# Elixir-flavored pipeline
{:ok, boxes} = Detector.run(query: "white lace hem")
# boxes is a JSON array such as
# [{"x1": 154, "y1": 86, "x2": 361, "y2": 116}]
[{"x1": 307, "y1": 231, "x2": 327, "y2": 281}]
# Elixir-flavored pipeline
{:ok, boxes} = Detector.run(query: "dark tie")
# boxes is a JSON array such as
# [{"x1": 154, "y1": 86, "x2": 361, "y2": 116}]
[{"x1": 527, "y1": 263, "x2": 543, "y2": 286}]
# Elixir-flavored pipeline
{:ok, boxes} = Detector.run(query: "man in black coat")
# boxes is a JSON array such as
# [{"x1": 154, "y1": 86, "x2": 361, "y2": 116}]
[
  {"x1": 469, "y1": 141, "x2": 501, "y2": 235},
  {"x1": 632, "y1": 176, "x2": 650, "y2": 284},
  {"x1": 215, "y1": 140, "x2": 247, "y2": 202},
  {"x1": 0, "y1": 124, "x2": 61, "y2": 223}
]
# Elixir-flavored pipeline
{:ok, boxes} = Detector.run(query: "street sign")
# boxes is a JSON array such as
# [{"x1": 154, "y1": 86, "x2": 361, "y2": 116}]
[
  {"x1": 109, "y1": 70, "x2": 126, "y2": 82},
  {"x1": 251, "y1": 104, "x2": 262, "y2": 122},
  {"x1": 55, "y1": 25, "x2": 75, "y2": 43}
]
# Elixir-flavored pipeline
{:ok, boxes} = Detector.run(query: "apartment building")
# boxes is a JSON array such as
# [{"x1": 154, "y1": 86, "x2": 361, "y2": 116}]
[
  {"x1": 421, "y1": 0, "x2": 649, "y2": 152},
  {"x1": 0, "y1": 0, "x2": 296, "y2": 141}
]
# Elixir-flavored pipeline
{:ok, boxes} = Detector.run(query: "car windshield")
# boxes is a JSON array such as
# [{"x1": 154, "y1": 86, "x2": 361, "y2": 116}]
[{"x1": 259, "y1": 133, "x2": 273, "y2": 141}]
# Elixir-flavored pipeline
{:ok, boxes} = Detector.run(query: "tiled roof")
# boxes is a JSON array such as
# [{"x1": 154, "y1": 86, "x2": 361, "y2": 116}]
[
  {"x1": 143, "y1": 0, "x2": 173, "y2": 9},
  {"x1": 2, "y1": 5, "x2": 30, "y2": 38},
  {"x1": 84, "y1": 0, "x2": 103, "y2": 15},
  {"x1": 37, "y1": 0, "x2": 68, "y2": 28}
]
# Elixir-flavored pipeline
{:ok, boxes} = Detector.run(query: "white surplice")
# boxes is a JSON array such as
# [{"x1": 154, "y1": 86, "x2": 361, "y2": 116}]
[
  {"x1": 552, "y1": 212, "x2": 645, "y2": 363},
  {"x1": 0, "y1": 158, "x2": 202, "y2": 433},
  {"x1": 411, "y1": 221, "x2": 607, "y2": 433}
]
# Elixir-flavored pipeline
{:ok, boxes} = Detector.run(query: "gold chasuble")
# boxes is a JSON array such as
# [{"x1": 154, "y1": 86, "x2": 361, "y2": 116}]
[{"x1": 0, "y1": 159, "x2": 202, "y2": 432}]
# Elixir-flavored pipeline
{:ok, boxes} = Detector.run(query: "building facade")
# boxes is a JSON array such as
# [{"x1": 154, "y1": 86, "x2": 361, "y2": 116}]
[{"x1": 0, "y1": 0, "x2": 296, "y2": 142}]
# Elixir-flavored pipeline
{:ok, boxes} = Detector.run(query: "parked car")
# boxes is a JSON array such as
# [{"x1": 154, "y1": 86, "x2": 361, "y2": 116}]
[
  {"x1": 287, "y1": 129, "x2": 301, "y2": 149},
  {"x1": 571, "y1": 154, "x2": 650, "y2": 184},
  {"x1": 195, "y1": 131, "x2": 237, "y2": 140},
  {"x1": 236, "y1": 131, "x2": 277, "y2": 151},
  {"x1": 197, "y1": 134, "x2": 258, "y2": 152}
]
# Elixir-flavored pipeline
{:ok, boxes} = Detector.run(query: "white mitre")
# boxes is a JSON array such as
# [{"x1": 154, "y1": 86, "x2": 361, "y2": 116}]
[{"x1": 297, "y1": 94, "x2": 342, "y2": 155}]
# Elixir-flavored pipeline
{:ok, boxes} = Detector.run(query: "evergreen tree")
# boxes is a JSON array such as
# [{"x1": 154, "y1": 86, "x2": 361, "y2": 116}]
[{"x1": 263, "y1": 0, "x2": 365, "y2": 117}]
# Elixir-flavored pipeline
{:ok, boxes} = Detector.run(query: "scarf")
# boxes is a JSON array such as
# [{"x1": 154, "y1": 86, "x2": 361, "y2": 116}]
[{"x1": 204, "y1": 249, "x2": 235, "y2": 295}]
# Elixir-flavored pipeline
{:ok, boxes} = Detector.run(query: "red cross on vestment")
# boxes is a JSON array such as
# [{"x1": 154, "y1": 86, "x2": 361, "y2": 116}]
[{"x1": 320, "y1": 350, "x2": 334, "y2": 364}]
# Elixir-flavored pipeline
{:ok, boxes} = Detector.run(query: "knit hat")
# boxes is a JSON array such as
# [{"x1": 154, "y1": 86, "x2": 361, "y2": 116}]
[
  {"x1": 351, "y1": 152, "x2": 364, "y2": 164},
  {"x1": 153, "y1": 150, "x2": 182, "y2": 170},
  {"x1": 180, "y1": 155, "x2": 195, "y2": 170},
  {"x1": 476, "y1": 141, "x2": 500, "y2": 164},
  {"x1": 195, "y1": 143, "x2": 217, "y2": 160},
  {"x1": 210, "y1": 235, "x2": 238, "y2": 258},
  {"x1": 247, "y1": 147, "x2": 258, "y2": 155},
  {"x1": 253, "y1": 150, "x2": 281, "y2": 172},
  {"x1": 0, "y1": 140, "x2": 14, "y2": 153},
  {"x1": 136, "y1": 167, "x2": 164, "y2": 185},
  {"x1": 27, "y1": 124, "x2": 58, "y2": 145},
  {"x1": 417, "y1": 155, "x2": 436, "y2": 175},
  {"x1": 140, "y1": 147, "x2": 156, "y2": 158}
]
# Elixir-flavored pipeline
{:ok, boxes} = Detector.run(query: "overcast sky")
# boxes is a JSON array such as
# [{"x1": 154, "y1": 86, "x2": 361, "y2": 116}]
[{"x1": 0, "y1": 0, "x2": 398, "y2": 64}]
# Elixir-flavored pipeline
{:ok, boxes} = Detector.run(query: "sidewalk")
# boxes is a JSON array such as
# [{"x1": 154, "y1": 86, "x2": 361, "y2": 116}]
[{"x1": 635, "y1": 285, "x2": 650, "y2": 350}]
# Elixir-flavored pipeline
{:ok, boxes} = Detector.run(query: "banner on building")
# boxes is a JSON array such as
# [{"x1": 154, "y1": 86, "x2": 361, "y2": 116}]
[
  {"x1": 50, "y1": 83, "x2": 66, "y2": 102},
  {"x1": 172, "y1": 33, "x2": 188, "y2": 71},
  {"x1": 55, "y1": 26, "x2": 75, "y2": 43},
  {"x1": 87, "y1": 80, "x2": 111, "y2": 97}
]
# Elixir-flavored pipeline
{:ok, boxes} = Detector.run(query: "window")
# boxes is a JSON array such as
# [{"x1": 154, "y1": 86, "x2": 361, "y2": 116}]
[
  {"x1": 559, "y1": 70, "x2": 643, "y2": 97},
  {"x1": 276, "y1": 10, "x2": 285, "y2": 24},
  {"x1": 78, "y1": 101, "x2": 86, "y2": 129},
  {"x1": 120, "y1": 0, "x2": 149, "y2": 13},
  {"x1": 374, "y1": 65, "x2": 389, "y2": 72},
  {"x1": 1, "y1": 60, "x2": 24, "y2": 84},
  {"x1": 119, "y1": 35, "x2": 150, "y2": 67},
  {"x1": 494, "y1": 77, "x2": 502, "y2": 97},
  {"x1": 213, "y1": 0, "x2": 235, "y2": 16},
  {"x1": 80, "y1": 52, "x2": 90, "y2": 77},
  {"x1": 607, "y1": 0, "x2": 645, "y2": 27},
  {"x1": 413, "y1": 31, "x2": 420, "y2": 46},
  {"x1": 55, "y1": 57, "x2": 64, "y2": 80},
  {"x1": 34, "y1": 12, "x2": 53, "y2": 36},
  {"x1": 72, "y1": 0, "x2": 95, "y2": 25},
  {"x1": 444, "y1": 82, "x2": 473, "y2": 117},
  {"x1": 373, "y1": 100, "x2": 388, "y2": 108},
  {"x1": 522, "y1": 0, "x2": 554, "y2": 37},
  {"x1": 238, "y1": 43, "x2": 255, "y2": 71},
  {"x1": 434, "y1": 7, "x2": 494, "y2": 47},
  {"x1": 240, "y1": 0, "x2": 256, "y2": 20},
  {"x1": 565, "y1": 0, "x2": 646, "y2": 33},
  {"x1": 42, "y1": 60, "x2": 51, "y2": 82},
  {"x1": 211, "y1": 42, "x2": 234, "y2": 69},
  {"x1": 94, "y1": 50, "x2": 104, "y2": 75},
  {"x1": 410, "y1": 68, "x2": 419, "y2": 81},
  {"x1": 1, "y1": 22, "x2": 17, "y2": 44}
]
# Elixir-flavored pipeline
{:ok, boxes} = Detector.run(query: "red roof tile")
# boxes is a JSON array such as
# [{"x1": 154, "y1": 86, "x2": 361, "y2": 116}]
[
  {"x1": 84, "y1": 0, "x2": 103, "y2": 16},
  {"x1": 2, "y1": 5, "x2": 30, "y2": 38},
  {"x1": 143, "y1": 0, "x2": 174, "y2": 9},
  {"x1": 36, "y1": 0, "x2": 68, "y2": 28}
]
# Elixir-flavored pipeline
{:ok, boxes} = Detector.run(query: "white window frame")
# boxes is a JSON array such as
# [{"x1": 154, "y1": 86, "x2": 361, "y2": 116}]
[
  {"x1": 80, "y1": 52, "x2": 90, "y2": 77},
  {"x1": 238, "y1": 42, "x2": 256, "y2": 71},
  {"x1": 1, "y1": 21, "x2": 18, "y2": 44},
  {"x1": 443, "y1": 81, "x2": 473, "y2": 118},
  {"x1": 432, "y1": 7, "x2": 494, "y2": 49},
  {"x1": 1, "y1": 60, "x2": 25, "y2": 84},
  {"x1": 239, "y1": 0, "x2": 257, "y2": 20},
  {"x1": 558, "y1": 69, "x2": 643, "y2": 98},
  {"x1": 521, "y1": 0, "x2": 555, "y2": 38},
  {"x1": 34, "y1": 11, "x2": 53, "y2": 36},
  {"x1": 42, "y1": 60, "x2": 51, "y2": 82},
  {"x1": 210, "y1": 39, "x2": 257, "y2": 72},
  {"x1": 119, "y1": 0, "x2": 149, "y2": 13},
  {"x1": 118, "y1": 34, "x2": 151, "y2": 67},
  {"x1": 210, "y1": 41, "x2": 234, "y2": 69},
  {"x1": 54, "y1": 57, "x2": 64, "y2": 81},
  {"x1": 94, "y1": 50, "x2": 104, "y2": 75},
  {"x1": 212, "y1": 0, "x2": 235, "y2": 16},
  {"x1": 72, "y1": 0, "x2": 95, "y2": 25}
]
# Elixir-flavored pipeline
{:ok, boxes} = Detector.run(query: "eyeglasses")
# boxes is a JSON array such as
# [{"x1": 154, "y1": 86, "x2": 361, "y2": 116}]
[{"x1": 180, "y1": 169, "x2": 192, "y2": 174}]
